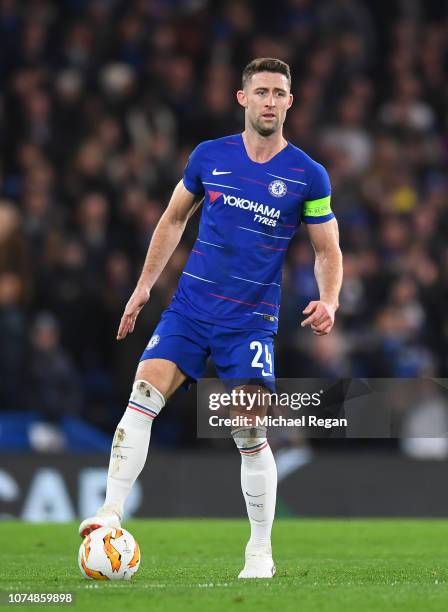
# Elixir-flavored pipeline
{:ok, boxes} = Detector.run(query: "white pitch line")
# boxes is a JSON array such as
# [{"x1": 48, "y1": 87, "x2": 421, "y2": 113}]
[{"x1": 79, "y1": 582, "x2": 234, "y2": 589}]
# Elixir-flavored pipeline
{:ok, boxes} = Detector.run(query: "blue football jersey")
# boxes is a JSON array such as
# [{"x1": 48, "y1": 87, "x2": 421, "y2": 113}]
[{"x1": 169, "y1": 133, "x2": 334, "y2": 332}]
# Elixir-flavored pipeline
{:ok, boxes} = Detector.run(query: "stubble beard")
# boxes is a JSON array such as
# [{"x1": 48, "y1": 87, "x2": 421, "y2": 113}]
[{"x1": 250, "y1": 116, "x2": 281, "y2": 137}]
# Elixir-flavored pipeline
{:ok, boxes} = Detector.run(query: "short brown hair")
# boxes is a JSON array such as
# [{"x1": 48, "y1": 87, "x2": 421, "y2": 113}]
[{"x1": 242, "y1": 58, "x2": 291, "y2": 89}]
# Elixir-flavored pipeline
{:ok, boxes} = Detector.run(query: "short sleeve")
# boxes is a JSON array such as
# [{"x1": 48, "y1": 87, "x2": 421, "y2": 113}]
[
  {"x1": 182, "y1": 143, "x2": 206, "y2": 196},
  {"x1": 301, "y1": 162, "x2": 334, "y2": 224}
]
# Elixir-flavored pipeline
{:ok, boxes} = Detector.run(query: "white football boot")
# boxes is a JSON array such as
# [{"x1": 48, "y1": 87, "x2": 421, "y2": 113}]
[
  {"x1": 78, "y1": 503, "x2": 122, "y2": 538},
  {"x1": 238, "y1": 543, "x2": 276, "y2": 579}
]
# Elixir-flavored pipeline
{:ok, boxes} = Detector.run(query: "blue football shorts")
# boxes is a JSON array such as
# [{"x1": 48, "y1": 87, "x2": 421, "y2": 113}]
[{"x1": 139, "y1": 308, "x2": 275, "y2": 392}]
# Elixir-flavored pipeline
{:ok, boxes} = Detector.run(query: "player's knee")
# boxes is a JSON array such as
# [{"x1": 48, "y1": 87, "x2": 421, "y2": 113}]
[
  {"x1": 128, "y1": 379, "x2": 165, "y2": 416},
  {"x1": 231, "y1": 426, "x2": 268, "y2": 455}
]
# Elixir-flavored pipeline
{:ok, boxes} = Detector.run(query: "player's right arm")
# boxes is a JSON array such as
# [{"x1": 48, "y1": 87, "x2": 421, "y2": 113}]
[{"x1": 116, "y1": 180, "x2": 201, "y2": 340}]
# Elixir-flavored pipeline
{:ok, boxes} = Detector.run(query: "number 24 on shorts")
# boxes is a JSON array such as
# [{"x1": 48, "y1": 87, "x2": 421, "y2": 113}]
[{"x1": 250, "y1": 341, "x2": 273, "y2": 377}]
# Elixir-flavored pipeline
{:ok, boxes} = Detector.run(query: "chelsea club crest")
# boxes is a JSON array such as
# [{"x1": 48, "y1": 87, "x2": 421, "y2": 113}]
[
  {"x1": 146, "y1": 334, "x2": 160, "y2": 349},
  {"x1": 268, "y1": 179, "x2": 287, "y2": 198}
]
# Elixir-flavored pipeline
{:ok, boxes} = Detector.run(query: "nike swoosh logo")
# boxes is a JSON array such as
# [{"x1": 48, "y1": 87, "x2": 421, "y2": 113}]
[
  {"x1": 245, "y1": 491, "x2": 265, "y2": 498},
  {"x1": 212, "y1": 169, "x2": 232, "y2": 175}
]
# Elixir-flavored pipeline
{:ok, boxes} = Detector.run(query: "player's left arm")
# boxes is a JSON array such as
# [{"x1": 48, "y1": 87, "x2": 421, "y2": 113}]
[{"x1": 301, "y1": 217, "x2": 343, "y2": 335}]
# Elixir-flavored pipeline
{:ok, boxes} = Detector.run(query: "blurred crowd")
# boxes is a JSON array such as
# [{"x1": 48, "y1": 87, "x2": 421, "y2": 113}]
[{"x1": 1, "y1": 0, "x2": 448, "y2": 443}]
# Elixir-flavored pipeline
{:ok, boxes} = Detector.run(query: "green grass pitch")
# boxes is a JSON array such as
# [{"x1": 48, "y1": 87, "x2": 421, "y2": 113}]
[{"x1": 1, "y1": 519, "x2": 447, "y2": 611}]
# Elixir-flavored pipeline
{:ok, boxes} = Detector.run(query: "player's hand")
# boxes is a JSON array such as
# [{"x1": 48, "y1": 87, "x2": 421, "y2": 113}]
[
  {"x1": 116, "y1": 285, "x2": 151, "y2": 340},
  {"x1": 301, "y1": 300, "x2": 336, "y2": 336}
]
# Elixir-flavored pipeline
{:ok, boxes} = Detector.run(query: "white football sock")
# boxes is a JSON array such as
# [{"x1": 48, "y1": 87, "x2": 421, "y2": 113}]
[
  {"x1": 233, "y1": 428, "x2": 277, "y2": 548},
  {"x1": 104, "y1": 379, "x2": 165, "y2": 518}
]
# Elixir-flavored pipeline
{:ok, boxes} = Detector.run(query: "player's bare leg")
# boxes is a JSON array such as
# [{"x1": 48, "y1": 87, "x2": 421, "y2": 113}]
[
  {"x1": 79, "y1": 359, "x2": 186, "y2": 537},
  {"x1": 231, "y1": 385, "x2": 277, "y2": 579}
]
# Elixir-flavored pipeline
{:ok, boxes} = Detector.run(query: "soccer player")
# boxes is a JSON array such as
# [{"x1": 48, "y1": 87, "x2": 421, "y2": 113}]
[{"x1": 79, "y1": 58, "x2": 343, "y2": 578}]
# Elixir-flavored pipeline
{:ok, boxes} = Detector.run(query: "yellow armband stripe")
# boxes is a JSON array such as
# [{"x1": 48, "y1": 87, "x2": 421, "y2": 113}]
[{"x1": 302, "y1": 195, "x2": 332, "y2": 217}]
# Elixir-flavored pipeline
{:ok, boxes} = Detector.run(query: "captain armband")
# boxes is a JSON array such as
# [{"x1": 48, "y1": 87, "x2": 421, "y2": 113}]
[{"x1": 302, "y1": 195, "x2": 333, "y2": 219}]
